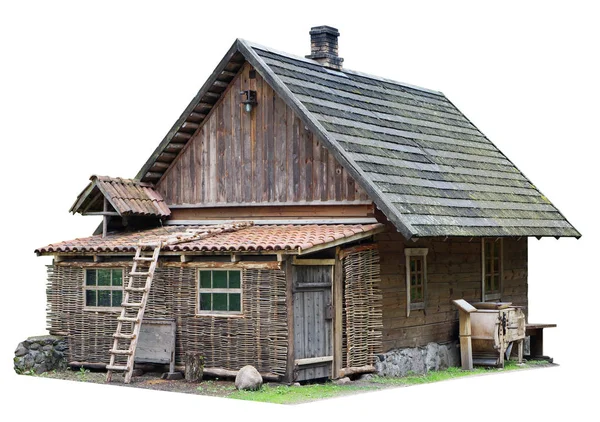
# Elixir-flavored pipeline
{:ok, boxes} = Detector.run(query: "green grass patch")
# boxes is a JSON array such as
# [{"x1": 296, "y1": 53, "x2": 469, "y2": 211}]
[
  {"x1": 228, "y1": 383, "x2": 377, "y2": 404},
  {"x1": 370, "y1": 360, "x2": 550, "y2": 386}
]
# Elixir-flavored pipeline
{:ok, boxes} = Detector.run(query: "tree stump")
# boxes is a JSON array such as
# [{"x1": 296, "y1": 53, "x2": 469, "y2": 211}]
[{"x1": 184, "y1": 352, "x2": 204, "y2": 382}]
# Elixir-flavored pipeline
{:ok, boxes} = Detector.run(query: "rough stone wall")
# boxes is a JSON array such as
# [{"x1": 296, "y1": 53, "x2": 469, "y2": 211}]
[
  {"x1": 14, "y1": 335, "x2": 68, "y2": 374},
  {"x1": 375, "y1": 342, "x2": 460, "y2": 377}
]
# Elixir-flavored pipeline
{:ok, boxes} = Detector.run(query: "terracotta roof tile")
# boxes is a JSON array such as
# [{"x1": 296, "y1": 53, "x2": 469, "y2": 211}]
[
  {"x1": 70, "y1": 175, "x2": 170, "y2": 218},
  {"x1": 35, "y1": 223, "x2": 385, "y2": 255}
]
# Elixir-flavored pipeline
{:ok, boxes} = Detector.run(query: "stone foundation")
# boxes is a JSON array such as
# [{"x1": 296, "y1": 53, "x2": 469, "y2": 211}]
[
  {"x1": 375, "y1": 342, "x2": 460, "y2": 377},
  {"x1": 14, "y1": 335, "x2": 68, "y2": 374}
]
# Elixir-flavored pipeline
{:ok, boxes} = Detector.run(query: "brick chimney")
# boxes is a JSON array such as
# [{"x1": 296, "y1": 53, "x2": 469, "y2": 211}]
[{"x1": 305, "y1": 25, "x2": 343, "y2": 70}]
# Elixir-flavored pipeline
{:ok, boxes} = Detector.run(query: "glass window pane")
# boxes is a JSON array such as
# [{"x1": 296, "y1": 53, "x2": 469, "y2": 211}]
[
  {"x1": 229, "y1": 293, "x2": 241, "y2": 312},
  {"x1": 86, "y1": 290, "x2": 96, "y2": 307},
  {"x1": 98, "y1": 290, "x2": 111, "y2": 307},
  {"x1": 213, "y1": 272, "x2": 227, "y2": 288},
  {"x1": 200, "y1": 271, "x2": 212, "y2": 289},
  {"x1": 411, "y1": 275, "x2": 417, "y2": 286},
  {"x1": 97, "y1": 269, "x2": 111, "y2": 286},
  {"x1": 85, "y1": 269, "x2": 96, "y2": 286},
  {"x1": 200, "y1": 293, "x2": 212, "y2": 311},
  {"x1": 112, "y1": 270, "x2": 123, "y2": 286},
  {"x1": 229, "y1": 271, "x2": 241, "y2": 289},
  {"x1": 213, "y1": 293, "x2": 228, "y2": 311},
  {"x1": 112, "y1": 290, "x2": 123, "y2": 307},
  {"x1": 410, "y1": 259, "x2": 415, "y2": 272},
  {"x1": 416, "y1": 258, "x2": 421, "y2": 271}
]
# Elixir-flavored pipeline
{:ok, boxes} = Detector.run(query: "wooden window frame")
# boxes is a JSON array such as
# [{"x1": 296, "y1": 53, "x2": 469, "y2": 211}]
[
  {"x1": 405, "y1": 248, "x2": 428, "y2": 317},
  {"x1": 197, "y1": 269, "x2": 243, "y2": 316},
  {"x1": 482, "y1": 238, "x2": 503, "y2": 301},
  {"x1": 83, "y1": 268, "x2": 124, "y2": 311}
]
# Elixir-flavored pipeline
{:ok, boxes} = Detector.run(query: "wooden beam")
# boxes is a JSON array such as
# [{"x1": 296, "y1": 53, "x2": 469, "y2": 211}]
[
  {"x1": 299, "y1": 226, "x2": 387, "y2": 255},
  {"x1": 339, "y1": 365, "x2": 376, "y2": 377},
  {"x1": 180, "y1": 255, "x2": 192, "y2": 263},
  {"x1": 166, "y1": 218, "x2": 378, "y2": 226},
  {"x1": 295, "y1": 356, "x2": 333, "y2": 366},
  {"x1": 285, "y1": 258, "x2": 295, "y2": 384},
  {"x1": 169, "y1": 204, "x2": 374, "y2": 220},
  {"x1": 333, "y1": 247, "x2": 343, "y2": 379},
  {"x1": 83, "y1": 211, "x2": 120, "y2": 217},
  {"x1": 292, "y1": 258, "x2": 335, "y2": 266}
]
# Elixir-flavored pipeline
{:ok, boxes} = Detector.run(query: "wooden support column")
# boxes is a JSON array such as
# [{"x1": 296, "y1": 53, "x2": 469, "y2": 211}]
[
  {"x1": 284, "y1": 257, "x2": 295, "y2": 384},
  {"x1": 452, "y1": 299, "x2": 477, "y2": 370},
  {"x1": 102, "y1": 197, "x2": 108, "y2": 238},
  {"x1": 333, "y1": 247, "x2": 343, "y2": 379}
]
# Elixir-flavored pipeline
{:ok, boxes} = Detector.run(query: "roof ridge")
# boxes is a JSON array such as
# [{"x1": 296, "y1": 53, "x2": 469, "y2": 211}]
[{"x1": 243, "y1": 39, "x2": 444, "y2": 96}]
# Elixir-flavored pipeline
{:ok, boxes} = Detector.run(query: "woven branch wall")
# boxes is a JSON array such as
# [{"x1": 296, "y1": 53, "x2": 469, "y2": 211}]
[
  {"x1": 46, "y1": 264, "x2": 288, "y2": 375},
  {"x1": 342, "y1": 247, "x2": 383, "y2": 368}
]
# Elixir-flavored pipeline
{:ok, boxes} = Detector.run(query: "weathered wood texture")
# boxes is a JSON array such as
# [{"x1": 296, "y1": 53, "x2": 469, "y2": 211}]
[
  {"x1": 293, "y1": 265, "x2": 332, "y2": 381},
  {"x1": 156, "y1": 63, "x2": 368, "y2": 206},
  {"x1": 46, "y1": 264, "x2": 288, "y2": 376},
  {"x1": 184, "y1": 352, "x2": 204, "y2": 382},
  {"x1": 375, "y1": 231, "x2": 528, "y2": 352},
  {"x1": 169, "y1": 204, "x2": 374, "y2": 220}
]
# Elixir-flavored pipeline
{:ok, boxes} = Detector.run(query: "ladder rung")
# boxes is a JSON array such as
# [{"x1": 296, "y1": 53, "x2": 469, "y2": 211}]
[
  {"x1": 122, "y1": 302, "x2": 142, "y2": 308},
  {"x1": 113, "y1": 333, "x2": 135, "y2": 340},
  {"x1": 130, "y1": 271, "x2": 150, "y2": 276},
  {"x1": 110, "y1": 348, "x2": 133, "y2": 355},
  {"x1": 124, "y1": 287, "x2": 148, "y2": 293},
  {"x1": 106, "y1": 365, "x2": 129, "y2": 372},
  {"x1": 133, "y1": 257, "x2": 154, "y2": 261},
  {"x1": 117, "y1": 316, "x2": 139, "y2": 323}
]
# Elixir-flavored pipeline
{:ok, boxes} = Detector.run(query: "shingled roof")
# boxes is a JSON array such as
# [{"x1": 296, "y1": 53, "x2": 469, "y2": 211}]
[
  {"x1": 135, "y1": 36, "x2": 580, "y2": 239},
  {"x1": 70, "y1": 175, "x2": 170, "y2": 218}
]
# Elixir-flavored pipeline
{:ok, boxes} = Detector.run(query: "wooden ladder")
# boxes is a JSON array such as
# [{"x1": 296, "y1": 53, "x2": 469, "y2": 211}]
[{"x1": 106, "y1": 242, "x2": 161, "y2": 383}]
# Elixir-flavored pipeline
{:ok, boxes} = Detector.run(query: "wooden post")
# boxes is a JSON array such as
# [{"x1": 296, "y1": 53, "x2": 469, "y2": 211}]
[
  {"x1": 102, "y1": 197, "x2": 108, "y2": 238},
  {"x1": 284, "y1": 258, "x2": 295, "y2": 384},
  {"x1": 184, "y1": 352, "x2": 204, "y2": 382},
  {"x1": 452, "y1": 299, "x2": 477, "y2": 370},
  {"x1": 332, "y1": 247, "x2": 343, "y2": 379}
]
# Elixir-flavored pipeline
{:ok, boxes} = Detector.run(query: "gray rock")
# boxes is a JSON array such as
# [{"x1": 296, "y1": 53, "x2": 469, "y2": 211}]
[
  {"x1": 29, "y1": 343, "x2": 40, "y2": 351},
  {"x1": 292, "y1": 382, "x2": 301, "y2": 387},
  {"x1": 235, "y1": 365, "x2": 263, "y2": 391},
  {"x1": 359, "y1": 373, "x2": 375, "y2": 381},
  {"x1": 15, "y1": 343, "x2": 28, "y2": 357},
  {"x1": 426, "y1": 343, "x2": 441, "y2": 371},
  {"x1": 334, "y1": 377, "x2": 351, "y2": 385},
  {"x1": 34, "y1": 363, "x2": 48, "y2": 374},
  {"x1": 42, "y1": 344, "x2": 54, "y2": 351}
]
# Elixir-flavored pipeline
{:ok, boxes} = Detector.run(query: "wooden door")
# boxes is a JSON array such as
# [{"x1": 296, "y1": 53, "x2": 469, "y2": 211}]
[{"x1": 292, "y1": 265, "x2": 333, "y2": 381}]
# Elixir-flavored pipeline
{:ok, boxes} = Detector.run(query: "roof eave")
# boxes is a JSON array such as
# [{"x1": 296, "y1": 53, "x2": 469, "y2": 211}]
[{"x1": 135, "y1": 40, "x2": 245, "y2": 182}]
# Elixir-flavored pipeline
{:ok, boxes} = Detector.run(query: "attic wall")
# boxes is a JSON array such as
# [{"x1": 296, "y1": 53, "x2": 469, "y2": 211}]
[
  {"x1": 375, "y1": 232, "x2": 528, "y2": 351},
  {"x1": 156, "y1": 62, "x2": 369, "y2": 206}
]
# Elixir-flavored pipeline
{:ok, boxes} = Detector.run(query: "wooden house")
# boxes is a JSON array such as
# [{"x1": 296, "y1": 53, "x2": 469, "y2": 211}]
[{"x1": 35, "y1": 26, "x2": 580, "y2": 383}]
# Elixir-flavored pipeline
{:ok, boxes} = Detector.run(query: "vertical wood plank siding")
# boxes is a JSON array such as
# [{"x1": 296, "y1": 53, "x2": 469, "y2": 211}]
[
  {"x1": 375, "y1": 232, "x2": 528, "y2": 351},
  {"x1": 156, "y1": 63, "x2": 368, "y2": 205},
  {"x1": 46, "y1": 265, "x2": 288, "y2": 375}
]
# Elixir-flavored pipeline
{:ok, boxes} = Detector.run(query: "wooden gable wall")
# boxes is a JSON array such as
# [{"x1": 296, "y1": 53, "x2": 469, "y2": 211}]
[{"x1": 156, "y1": 62, "x2": 369, "y2": 208}]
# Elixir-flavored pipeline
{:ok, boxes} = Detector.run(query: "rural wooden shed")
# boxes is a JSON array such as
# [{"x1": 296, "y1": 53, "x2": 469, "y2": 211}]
[{"x1": 35, "y1": 25, "x2": 580, "y2": 384}]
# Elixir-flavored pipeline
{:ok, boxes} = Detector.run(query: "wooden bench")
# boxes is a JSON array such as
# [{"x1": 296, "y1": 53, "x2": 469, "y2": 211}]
[{"x1": 525, "y1": 323, "x2": 556, "y2": 362}]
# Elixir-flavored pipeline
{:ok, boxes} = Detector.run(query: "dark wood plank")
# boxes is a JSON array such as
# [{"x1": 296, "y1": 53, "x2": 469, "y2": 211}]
[
  {"x1": 222, "y1": 87, "x2": 232, "y2": 202},
  {"x1": 265, "y1": 83, "x2": 275, "y2": 202},
  {"x1": 274, "y1": 91, "x2": 287, "y2": 202},
  {"x1": 286, "y1": 258, "x2": 295, "y2": 384}
]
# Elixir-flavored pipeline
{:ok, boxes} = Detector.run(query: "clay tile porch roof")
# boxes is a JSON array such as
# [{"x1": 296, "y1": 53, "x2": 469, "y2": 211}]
[
  {"x1": 69, "y1": 175, "x2": 170, "y2": 218},
  {"x1": 35, "y1": 223, "x2": 385, "y2": 255}
]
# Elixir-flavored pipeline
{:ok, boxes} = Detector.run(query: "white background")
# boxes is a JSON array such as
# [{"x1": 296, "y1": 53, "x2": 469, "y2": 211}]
[{"x1": 1, "y1": 1, "x2": 597, "y2": 420}]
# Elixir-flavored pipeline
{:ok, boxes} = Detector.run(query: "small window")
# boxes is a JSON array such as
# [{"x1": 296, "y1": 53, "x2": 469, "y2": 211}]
[
  {"x1": 482, "y1": 239, "x2": 502, "y2": 301},
  {"x1": 198, "y1": 270, "x2": 242, "y2": 315},
  {"x1": 405, "y1": 248, "x2": 428, "y2": 317},
  {"x1": 85, "y1": 268, "x2": 123, "y2": 309}
]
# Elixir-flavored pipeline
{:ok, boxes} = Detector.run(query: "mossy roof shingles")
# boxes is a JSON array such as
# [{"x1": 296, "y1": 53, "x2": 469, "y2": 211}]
[{"x1": 248, "y1": 44, "x2": 580, "y2": 239}]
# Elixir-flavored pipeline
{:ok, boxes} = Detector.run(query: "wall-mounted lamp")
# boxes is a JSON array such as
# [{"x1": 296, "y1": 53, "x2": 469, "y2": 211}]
[{"x1": 240, "y1": 90, "x2": 257, "y2": 113}]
